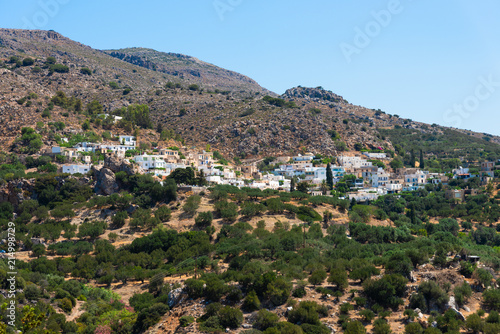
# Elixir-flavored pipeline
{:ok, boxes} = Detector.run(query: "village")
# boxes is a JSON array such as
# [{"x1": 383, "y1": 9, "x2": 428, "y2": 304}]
[{"x1": 44, "y1": 133, "x2": 498, "y2": 202}]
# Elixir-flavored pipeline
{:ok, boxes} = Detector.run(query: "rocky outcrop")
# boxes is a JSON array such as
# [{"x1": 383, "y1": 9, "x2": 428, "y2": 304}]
[
  {"x1": 0, "y1": 179, "x2": 34, "y2": 208},
  {"x1": 103, "y1": 154, "x2": 141, "y2": 175},
  {"x1": 93, "y1": 167, "x2": 118, "y2": 195},
  {"x1": 283, "y1": 86, "x2": 346, "y2": 103}
]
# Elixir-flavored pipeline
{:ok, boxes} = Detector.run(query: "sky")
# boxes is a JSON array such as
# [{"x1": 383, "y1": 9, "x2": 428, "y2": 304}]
[{"x1": 1, "y1": 0, "x2": 500, "y2": 135}]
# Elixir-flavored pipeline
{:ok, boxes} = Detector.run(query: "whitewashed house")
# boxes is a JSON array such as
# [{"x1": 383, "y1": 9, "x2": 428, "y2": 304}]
[
  {"x1": 134, "y1": 154, "x2": 166, "y2": 170},
  {"x1": 62, "y1": 164, "x2": 91, "y2": 175},
  {"x1": 119, "y1": 135, "x2": 136, "y2": 147}
]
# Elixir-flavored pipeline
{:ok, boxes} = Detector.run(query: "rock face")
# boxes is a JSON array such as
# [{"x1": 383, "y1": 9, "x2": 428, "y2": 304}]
[
  {"x1": 103, "y1": 154, "x2": 141, "y2": 175},
  {"x1": 93, "y1": 167, "x2": 118, "y2": 195},
  {"x1": 0, "y1": 179, "x2": 33, "y2": 208},
  {"x1": 168, "y1": 288, "x2": 184, "y2": 308}
]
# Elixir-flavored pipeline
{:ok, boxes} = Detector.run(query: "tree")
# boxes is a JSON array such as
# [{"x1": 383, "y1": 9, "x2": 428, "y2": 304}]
[
  {"x1": 254, "y1": 309, "x2": 279, "y2": 331},
  {"x1": 111, "y1": 211, "x2": 128, "y2": 228},
  {"x1": 155, "y1": 205, "x2": 172, "y2": 222},
  {"x1": 243, "y1": 290, "x2": 261, "y2": 311},
  {"x1": 345, "y1": 321, "x2": 366, "y2": 334},
  {"x1": 183, "y1": 195, "x2": 201, "y2": 216},
  {"x1": 404, "y1": 322, "x2": 423, "y2": 334},
  {"x1": 290, "y1": 177, "x2": 296, "y2": 192},
  {"x1": 390, "y1": 158, "x2": 404, "y2": 169},
  {"x1": 326, "y1": 162, "x2": 333, "y2": 190},
  {"x1": 17, "y1": 127, "x2": 43, "y2": 154},
  {"x1": 32, "y1": 244, "x2": 46, "y2": 258},
  {"x1": 308, "y1": 269, "x2": 327, "y2": 286},
  {"x1": 373, "y1": 319, "x2": 392, "y2": 334},
  {"x1": 297, "y1": 181, "x2": 309, "y2": 194},
  {"x1": 420, "y1": 150, "x2": 425, "y2": 169},
  {"x1": 218, "y1": 306, "x2": 243, "y2": 329},
  {"x1": 195, "y1": 211, "x2": 213, "y2": 227},
  {"x1": 328, "y1": 268, "x2": 348, "y2": 291},
  {"x1": 86, "y1": 100, "x2": 103, "y2": 115},
  {"x1": 465, "y1": 313, "x2": 484, "y2": 334},
  {"x1": 320, "y1": 180, "x2": 328, "y2": 195}
]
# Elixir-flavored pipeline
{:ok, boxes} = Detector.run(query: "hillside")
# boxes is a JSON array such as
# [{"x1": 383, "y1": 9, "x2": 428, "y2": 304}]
[
  {"x1": 3, "y1": 28, "x2": 500, "y2": 334},
  {"x1": 0, "y1": 28, "x2": 499, "y2": 160}
]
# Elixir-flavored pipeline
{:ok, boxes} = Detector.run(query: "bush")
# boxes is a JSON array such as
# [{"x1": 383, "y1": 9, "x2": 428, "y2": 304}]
[
  {"x1": 454, "y1": 281, "x2": 472, "y2": 306},
  {"x1": 80, "y1": 67, "x2": 92, "y2": 75},
  {"x1": 345, "y1": 321, "x2": 366, "y2": 334},
  {"x1": 109, "y1": 81, "x2": 119, "y2": 89},
  {"x1": 243, "y1": 290, "x2": 261, "y2": 311},
  {"x1": 155, "y1": 206, "x2": 171, "y2": 222},
  {"x1": 183, "y1": 195, "x2": 201, "y2": 215},
  {"x1": 359, "y1": 309, "x2": 375, "y2": 322},
  {"x1": 58, "y1": 297, "x2": 73, "y2": 313},
  {"x1": 308, "y1": 269, "x2": 327, "y2": 286},
  {"x1": 288, "y1": 301, "x2": 324, "y2": 326},
  {"x1": 254, "y1": 309, "x2": 279, "y2": 331},
  {"x1": 22, "y1": 57, "x2": 34, "y2": 66},
  {"x1": 178, "y1": 315, "x2": 194, "y2": 327},
  {"x1": 215, "y1": 200, "x2": 239, "y2": 221},
  {"x1": 195, "y1": 211, "x2": 213, "y2": 227},
  {"x1": 415, "y1": 281, "x2": 448, "y2": 312},
  {"x1": 49, "y1": 64, "x2": 69, "y2": 74},
  {"x1": 465, "y1": 313, "x2": 484, "y2": 334},
  {"x1": 184, "y1": 279, "x2": 205, "y2": 299},
  {"x1": 404, "y1": 322, "x2": 423, "y2": 334},
  {"x1": 111, "y1": 211, "x2": 128, "y2": 228},
  {"x1": 484, "y1": 289, "x2": 500, "y2": 311},
  {"x1": 373, "y1": 319, "x2": 392, "y2": 334},
  {"x1": 219, "y1": 306, "x2": 243, "y2": 329},
  {"x1": 363, "y1": 274, "x2": 407, "y2": 309}
]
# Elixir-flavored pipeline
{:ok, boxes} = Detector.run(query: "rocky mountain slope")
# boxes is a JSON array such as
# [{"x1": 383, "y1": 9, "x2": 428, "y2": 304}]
[
  {"x1": 0, "y1": 28, "x2": 499, "y2": 159},
  {"x1": 103, "y1": 48, "x2": 273, "y2": 96}
]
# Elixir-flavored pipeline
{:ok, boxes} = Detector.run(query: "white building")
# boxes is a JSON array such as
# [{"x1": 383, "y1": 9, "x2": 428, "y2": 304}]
[
  {"x1": 134, "y1": 154, "x2": 166, "y2": 170},
  {"x1": 363, "y1": 152, "x2": 387, "y2": 159},
  {"x1": 338, "y1": 156, "x2": 373, "y2": 169},
  {"x1": 62, "y1": 164, "x2": 91, "y2": 175},
  {"x1": 372, "y1": 169, "x2": 390, "y2": 188},
  {"x1": 386, "y1": 183, "x2": 402, "y2": 193},
  {"x1": 119, "y1": 135, "x2": 136, "y2": 147}
]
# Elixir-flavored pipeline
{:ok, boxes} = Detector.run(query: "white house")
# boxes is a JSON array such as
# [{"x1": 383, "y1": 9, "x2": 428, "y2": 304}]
[
  {"x1": 372, "y1": 169, "x2": 390, "y2": 188},
  {"x1": 338, "y1": 156, "x2": 373, "y2": 169},
  {"x1": 293, "y1": 153, "x2": 314, "y2": 163},
  {"x1": 62, "y1": 164, "x2": 91, "y2": 175},
  {"x1": 119, "y1": 135, "x2": 136, "y2": 147},
  {"x1": 134, "y1": 154, "x2": 166, "y2": 170},
  {"x1": 386, "y1": 183, "x2": 402, "y2": 193},
  {"x1": 363, "y1": 152, "x2": 387, "y2": 159}
]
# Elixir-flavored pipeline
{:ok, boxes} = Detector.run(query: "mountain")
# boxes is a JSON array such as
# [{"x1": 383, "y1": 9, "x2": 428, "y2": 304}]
[
  {"x1": 103, "y1": 48, "x2": 273, "y2": 96},
  {"x1": 0, "y1": 28, "x2": 499, "y2": 161}
]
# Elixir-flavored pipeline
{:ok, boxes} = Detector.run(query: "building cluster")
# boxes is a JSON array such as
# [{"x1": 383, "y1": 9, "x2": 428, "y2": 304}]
[{"x1": 47, "y1": 136, "x2": 498, "y2": 202}]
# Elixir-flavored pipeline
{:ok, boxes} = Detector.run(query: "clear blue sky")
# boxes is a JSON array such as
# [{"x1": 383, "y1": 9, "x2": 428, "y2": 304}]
[{"x1": 2, "y1": 0, "x2": 500, "y2": 135}]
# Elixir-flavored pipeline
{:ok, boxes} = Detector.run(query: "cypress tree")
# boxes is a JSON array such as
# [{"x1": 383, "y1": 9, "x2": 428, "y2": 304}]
[
  {"x1": 326, "y1": 162, "x2": 334, "y2": 190},
  {"x1": 420, "y1": 150, "x2": 425, "y2": 169}
]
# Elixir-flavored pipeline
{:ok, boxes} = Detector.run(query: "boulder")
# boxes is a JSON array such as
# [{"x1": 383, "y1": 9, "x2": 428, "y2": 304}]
[{"x1": 94, "y1": 167, "x2": 118, "y2": 195}]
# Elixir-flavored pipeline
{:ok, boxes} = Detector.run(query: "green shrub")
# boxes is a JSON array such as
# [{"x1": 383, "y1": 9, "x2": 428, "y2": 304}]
[
  {"x1": 22, "y1": 57, "x2": 34, "y2": 66},
  {"x1": 80, "y1": 67, "x2": 92, "y2": 75},
  {"x1": 49, "y1": 64, "x2": 69, "y2": 74},
  {"x1": 179, "y1": 315, "x2": 194, "y2": 327},
  {"x1": 254, "y1": 309, "x2": 279, "y2": 331},
  {"x1": 243, "y1": 290, "x2": 261, "y2": 311}
]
